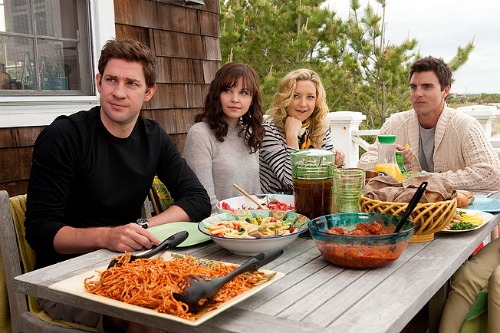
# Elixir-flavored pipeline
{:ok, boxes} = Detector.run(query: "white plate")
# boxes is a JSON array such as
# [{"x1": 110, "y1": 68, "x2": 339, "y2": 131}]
[
  {"x1": 49, "y1": 252, "x2": 284, "y2": 326},
  {"x1": 441, "y1": 209, "x2": 494, "y2": 233}
]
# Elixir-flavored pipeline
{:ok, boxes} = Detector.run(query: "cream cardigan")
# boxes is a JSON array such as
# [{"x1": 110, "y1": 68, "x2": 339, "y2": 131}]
[{"x1": 358, "y1": 106, "x2": 500, "y2": 190}]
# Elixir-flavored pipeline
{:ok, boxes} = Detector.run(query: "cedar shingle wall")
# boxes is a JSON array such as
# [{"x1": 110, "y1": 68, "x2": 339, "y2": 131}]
[
  {"x1": 0, "y1": 0, "x2": 221, "y2": 195},
  {"x1": 116, "y1": 0, "x2": 221, "y2": 151}
]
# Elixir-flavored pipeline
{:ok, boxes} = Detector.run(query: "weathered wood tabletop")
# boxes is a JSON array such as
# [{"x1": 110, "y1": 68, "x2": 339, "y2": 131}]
[{"x1": 15, "y1": 211, "x2": 500, "y2": 333}]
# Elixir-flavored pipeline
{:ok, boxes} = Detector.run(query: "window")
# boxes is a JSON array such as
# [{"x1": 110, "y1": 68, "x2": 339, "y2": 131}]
[
  {"x1": 0, "y1": 0, "x2": 92, "y2": 95},
  {"x1": 0, "y1": 0, "x2": 115, "y2": 128}
]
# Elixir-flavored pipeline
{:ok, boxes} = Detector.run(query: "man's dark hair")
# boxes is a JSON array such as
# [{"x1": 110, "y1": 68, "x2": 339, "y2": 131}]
[
  {"x1": 410, "y1": 56, "x2": 452, "y2": 91},
  {"x1": 98, "y1": 39, "x2": 157, "y2": 88}
]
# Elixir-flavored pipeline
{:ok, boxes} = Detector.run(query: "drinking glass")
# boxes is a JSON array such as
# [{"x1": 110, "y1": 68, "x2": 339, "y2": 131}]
[{"x1": 333, "y1": 168, "x2": 365, "y2": 213}]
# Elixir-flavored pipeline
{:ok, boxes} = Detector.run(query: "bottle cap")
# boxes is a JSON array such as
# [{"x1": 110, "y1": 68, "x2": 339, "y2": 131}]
[{"x1": 378, "y1": 135, "x2": 396, "y2": 143}]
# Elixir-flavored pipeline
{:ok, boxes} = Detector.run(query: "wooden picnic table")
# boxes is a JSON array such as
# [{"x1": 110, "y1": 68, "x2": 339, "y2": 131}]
[{"x1": 14, "y1": 206, "x2": 500, "y2": 333}]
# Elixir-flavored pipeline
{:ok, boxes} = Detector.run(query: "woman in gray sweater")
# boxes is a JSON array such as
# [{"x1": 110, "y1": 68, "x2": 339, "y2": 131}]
[{"x1": 183, "y1": 62, "x2": 264, "y2": 213}]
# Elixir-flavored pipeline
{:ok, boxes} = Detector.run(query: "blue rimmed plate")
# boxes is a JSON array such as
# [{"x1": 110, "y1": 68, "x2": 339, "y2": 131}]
[{"x1": 468, "y1": 197, "x2": 500, "y2": 213}]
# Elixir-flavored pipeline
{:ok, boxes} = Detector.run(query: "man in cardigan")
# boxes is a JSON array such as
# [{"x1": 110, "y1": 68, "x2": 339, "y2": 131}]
[{"x1": 358, "y1": 56, "x2": 500, "y2": 190}]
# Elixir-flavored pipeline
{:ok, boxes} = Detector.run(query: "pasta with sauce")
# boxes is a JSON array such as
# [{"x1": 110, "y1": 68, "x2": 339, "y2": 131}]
[{"x1": 84, "y1": 254, "x2": 268, "y2": 320}]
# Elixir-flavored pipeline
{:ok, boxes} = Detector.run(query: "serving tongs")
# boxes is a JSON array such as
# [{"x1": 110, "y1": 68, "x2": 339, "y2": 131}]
[
  {"x1": 107, "y1": 230, "x2": 189, "y2": 268},
  {"x1": 394, "y1": 182, "x2": 428, "y2": 233},
  {"x1": 173, "y1": 248, "x2": 284, "y2": 313}
]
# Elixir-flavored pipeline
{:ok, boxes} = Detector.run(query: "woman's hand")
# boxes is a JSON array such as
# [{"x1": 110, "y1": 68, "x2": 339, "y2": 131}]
[
  {"x1": 334, "y1": 148, "x2": 345, "y2": 167},
  {"x1": 284, "y1": 116, "x2": 303, "y2": 148}
]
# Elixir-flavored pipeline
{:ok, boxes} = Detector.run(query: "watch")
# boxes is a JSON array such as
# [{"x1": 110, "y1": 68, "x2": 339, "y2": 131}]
[{"x1": 135, "y1": 218, "x2": 149, "y2": 229}]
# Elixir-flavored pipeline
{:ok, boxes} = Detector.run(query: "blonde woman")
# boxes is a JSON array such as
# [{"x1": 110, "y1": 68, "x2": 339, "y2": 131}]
[{"x1": 260, "y1": 68, "x2": 344, "y2": 193}]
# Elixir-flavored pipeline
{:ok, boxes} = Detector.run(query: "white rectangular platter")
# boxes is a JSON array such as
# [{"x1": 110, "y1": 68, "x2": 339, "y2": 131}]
[{"x1": 49, "y1": 253, "x2": 285, "y2": 326}]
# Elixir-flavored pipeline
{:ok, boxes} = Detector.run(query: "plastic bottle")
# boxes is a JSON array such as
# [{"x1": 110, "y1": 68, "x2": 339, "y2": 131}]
[{"x1": 373, "y1": 135, "x2": 405, "y2": 181}]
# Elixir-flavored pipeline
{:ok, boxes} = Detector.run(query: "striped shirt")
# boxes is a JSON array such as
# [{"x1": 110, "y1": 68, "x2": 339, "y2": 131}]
[{"x1": 259, "y1": 120, "x2": 334, "y2": 194}]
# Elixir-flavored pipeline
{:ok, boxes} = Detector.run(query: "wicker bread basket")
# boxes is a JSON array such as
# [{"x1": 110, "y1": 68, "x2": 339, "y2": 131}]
[{"x1": 359, "y1": 196, "x2": 457, "y2": 242}]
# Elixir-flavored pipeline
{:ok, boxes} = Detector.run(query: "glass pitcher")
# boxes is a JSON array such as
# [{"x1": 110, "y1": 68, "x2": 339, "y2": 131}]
[{"x1": 291, "y1": 149, "x2": 335, "y2": 219}]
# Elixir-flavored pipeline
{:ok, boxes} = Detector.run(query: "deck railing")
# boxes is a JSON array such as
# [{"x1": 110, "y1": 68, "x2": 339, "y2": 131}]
[{"x1": 327, "y1": 105, "x2": 500, "y2": 168}]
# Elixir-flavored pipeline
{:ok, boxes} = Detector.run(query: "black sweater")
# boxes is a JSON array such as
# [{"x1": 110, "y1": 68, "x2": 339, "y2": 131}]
[{"x1": 25, "y1": 106, "x2": 211, "y2": 268}]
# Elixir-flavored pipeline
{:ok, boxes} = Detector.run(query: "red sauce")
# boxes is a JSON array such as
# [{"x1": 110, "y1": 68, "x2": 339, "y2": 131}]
[
  {"x1": 317, "y1": 222, "x2": 405, "y2": 268},
  {"x1": 327, "y1": 221, "x2": 394, "y2": 236}
]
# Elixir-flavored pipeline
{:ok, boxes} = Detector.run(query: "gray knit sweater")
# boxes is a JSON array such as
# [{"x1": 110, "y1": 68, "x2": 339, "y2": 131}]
[{"x1": 183, "y1": 122, "x2": 261, "y2": 213}]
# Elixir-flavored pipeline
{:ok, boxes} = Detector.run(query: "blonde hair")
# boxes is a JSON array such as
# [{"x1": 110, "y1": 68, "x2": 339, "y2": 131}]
[{"x1": 266, "y1": 68, "x2": 330, "y2": 147}]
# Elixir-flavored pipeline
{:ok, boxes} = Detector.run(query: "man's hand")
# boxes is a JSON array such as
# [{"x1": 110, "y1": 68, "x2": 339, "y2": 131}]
[
  {"x1": 397, "y1": 144, "x2": 416, "y2": 165},
  {"x1": 103, "y1": 223, "x2": 162, "y2": 253},
  {"x1": 396, "y1": 144, "x2": 421, "y2": 172},
  {"x1": 53, "y1": 224, "x2": 162, "y2": 254}
]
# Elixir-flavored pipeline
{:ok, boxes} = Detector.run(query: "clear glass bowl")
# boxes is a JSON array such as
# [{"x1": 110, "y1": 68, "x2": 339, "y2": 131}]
[{"x1": 308, "y1": 213, "x2": 414, "y2": 268}]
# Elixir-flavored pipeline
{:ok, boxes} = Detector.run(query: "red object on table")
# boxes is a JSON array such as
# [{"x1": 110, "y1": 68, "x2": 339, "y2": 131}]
[{"x1": 470, "y1": 242, "x2": 484, "y2": 257}]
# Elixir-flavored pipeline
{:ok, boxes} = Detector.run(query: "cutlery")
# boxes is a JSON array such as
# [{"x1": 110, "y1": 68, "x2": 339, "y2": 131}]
[
  {"x1": 232, "y1": 183, "x2": 265, "y2": 209},
  {"x1": 107, "y1": 230, "x2": 189, "y2": 268},
  {"x1": 173, "y1": 248, "x2": 283, "y2": 312}
]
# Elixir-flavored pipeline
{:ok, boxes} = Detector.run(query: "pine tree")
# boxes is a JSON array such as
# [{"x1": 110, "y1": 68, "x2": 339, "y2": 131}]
[{"x1": 219, "y1": 0, "x2": 474, "y2": 129}]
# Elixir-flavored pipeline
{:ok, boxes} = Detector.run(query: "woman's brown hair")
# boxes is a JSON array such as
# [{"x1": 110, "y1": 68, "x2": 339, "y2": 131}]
[{"x1": 196, "y1": 62, "x2": 264, "y2": 153}]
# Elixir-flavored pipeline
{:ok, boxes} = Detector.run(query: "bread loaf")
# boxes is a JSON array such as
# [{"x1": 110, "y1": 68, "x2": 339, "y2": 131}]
[
  {"x1": 425, "y1": 191, "x2": 445, "y2": 203},
  {"x1": 456, "y1": 190, "x2": 474, "y2": 208}
]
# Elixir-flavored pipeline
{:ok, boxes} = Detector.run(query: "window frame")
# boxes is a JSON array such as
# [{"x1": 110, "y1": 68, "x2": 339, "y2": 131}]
[{"x1": 0, "y1": 0, "x2": 115, "y2": 128}]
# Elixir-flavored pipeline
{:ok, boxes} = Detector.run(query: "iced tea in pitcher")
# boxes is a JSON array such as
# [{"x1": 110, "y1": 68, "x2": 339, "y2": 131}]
[{"x1": 291, "y1": 149, "x2": 335, "y2": 219}]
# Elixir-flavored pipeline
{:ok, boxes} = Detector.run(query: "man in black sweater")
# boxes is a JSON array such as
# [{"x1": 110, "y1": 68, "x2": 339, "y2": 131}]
[{"x1": 24, "y1": 39, "x2": 211, "y2": 332}]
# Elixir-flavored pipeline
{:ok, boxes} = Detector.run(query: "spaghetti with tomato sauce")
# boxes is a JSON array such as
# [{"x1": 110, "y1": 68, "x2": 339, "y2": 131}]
[{"x1": 84, "y1": 254, "x2": 268, "y2": 320}]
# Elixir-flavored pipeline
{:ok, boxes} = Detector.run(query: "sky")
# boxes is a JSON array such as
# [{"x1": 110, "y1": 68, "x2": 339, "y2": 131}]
[{"x1": 324, "y1": 0, "x2": 500, "y2": 94}]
